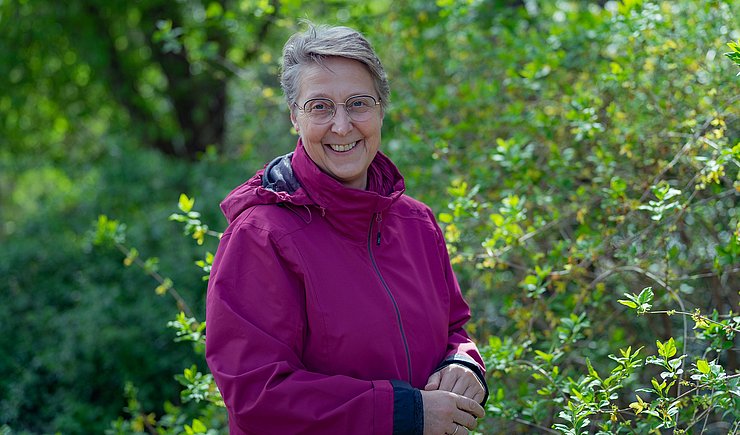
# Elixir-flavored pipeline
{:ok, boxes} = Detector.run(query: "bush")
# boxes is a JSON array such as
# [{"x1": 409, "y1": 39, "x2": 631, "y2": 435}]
[{"x1": 379, "y1": 1, "x2": 740, "y2": 433}]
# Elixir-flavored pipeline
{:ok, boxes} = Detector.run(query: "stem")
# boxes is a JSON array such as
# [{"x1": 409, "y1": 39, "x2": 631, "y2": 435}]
[
  {"x1": 673, "y1": 373, "x2": 740, "y2": 402},
  {"x1": 116, "y1": 243, "x2": 194, "y2": 318},
  {"x1": 512, "y1": 417, "x2": 560, "y2": 434},
  {"x1": 648, "y1": 310, "x2": 740, "y2": 333}
]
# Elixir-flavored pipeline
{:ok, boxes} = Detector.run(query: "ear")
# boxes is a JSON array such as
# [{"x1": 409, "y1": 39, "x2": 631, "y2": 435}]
[{"x1": 290, "y1": 108, "x2": 300, "y2": 132}]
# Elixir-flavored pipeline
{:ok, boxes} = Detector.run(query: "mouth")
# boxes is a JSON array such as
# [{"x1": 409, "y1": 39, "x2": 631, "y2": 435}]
[{"x1": 327, "y1": 140, "x2": 360, "y2": 153}]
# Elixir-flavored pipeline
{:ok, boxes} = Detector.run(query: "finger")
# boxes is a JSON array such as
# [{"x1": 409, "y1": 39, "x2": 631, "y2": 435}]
[
  {"x1": 425, "y1": 371, "x2": 441, "y2": 390},
  {"x1": 448, "y1": 423, "x2": 468, "y2": 435},
  {"x1": 449, "y1": 370, "x2": 472, "y2": 395},
  {"x1": 438, "y1": 370, "x2": 458, "y2": 392},
  {"x1": 462, "y1": 381, "x2": 484, "y2": 401},
  {"x1": 454, "y1": 410, "x2": 477, "y2": 431},
  {"x1": 456, "y1": 395, "x2": 485, "y2": 419},
  {"x1": 455, "y1": 372, "x2": 481, "y2": 397},
  {"x1": 471, "y1": 387, "x2": 485, "y2": 404},
  {"x1": 447, "y1": 376, "x2": 464, "y2": 395}
]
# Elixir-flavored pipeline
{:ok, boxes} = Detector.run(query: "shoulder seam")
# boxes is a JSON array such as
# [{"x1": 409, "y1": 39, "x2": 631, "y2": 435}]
[{"x1": 226, "y1": 204, "x2": 312, "y2": 243}]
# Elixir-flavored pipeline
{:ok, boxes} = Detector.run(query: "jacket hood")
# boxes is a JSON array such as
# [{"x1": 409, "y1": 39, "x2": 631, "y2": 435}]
[{"x1": 220, "y1": 139, "x2": 406, "y2": 238}]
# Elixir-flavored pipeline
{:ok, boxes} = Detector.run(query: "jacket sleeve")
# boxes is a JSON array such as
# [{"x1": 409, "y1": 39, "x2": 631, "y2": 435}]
[
  {"x1": 430, "y1": 211, "x2": 489, "y2": 404},
  {"x1": 206, "y1": 216, "x2": 400, "y2": 434}
]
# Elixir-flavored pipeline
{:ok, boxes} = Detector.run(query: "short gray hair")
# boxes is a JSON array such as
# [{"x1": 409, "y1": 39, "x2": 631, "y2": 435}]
[{"x1": 280, "y1": 23, "x2": 390, "y2": 109}]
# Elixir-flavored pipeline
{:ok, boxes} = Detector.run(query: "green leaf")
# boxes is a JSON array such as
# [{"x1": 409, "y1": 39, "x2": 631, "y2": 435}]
[
  {"x1": 179, "y1": 193, "x2": 195, "y2": 213},
  {"x1": 535, "y1": 350, "x2": 553, "y2": 363},
  {"x1": 205, "y1": 2, "x2": 223, "y2": 18},
  {"x1": 651, "y1": 378, "x2": 666, "y2": 394},
  {"x1": 610, "y1": 176, "x2": 627, "y2": 195},
  {"x1": 618, "y1": 299, "x2": 638, "y2": 309},
  {"x1": 696, "y1": 359, "x2": 710, "y2": 374},
  {"x1": 586, "y1": 358, "x2": 601, "y2": 381},
  {"x1": 490, "y1": 213, "x2": 505, "y2": 226},
  {"x1": 637, "y1": 287, "x2": 654, "y2": 305},
  {"x1": 191, "y1": 418, "x2": 207, "y2": 432},
  {"x1": 656, "y1": 338, "x2": 677, "y2": 359}
]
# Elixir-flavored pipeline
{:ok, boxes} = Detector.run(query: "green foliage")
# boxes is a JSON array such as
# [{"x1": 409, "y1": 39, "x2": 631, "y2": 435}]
[
  {"x1": 0, "y1": 156, "x2": 207, "y2": 432},
  {"x1": 373, "y1": 0, "x2": 740, "y2": 433},
  {"x1": 726, "y1": 40, "x2": 740, "y2": 74},
  {"x1": 169, "y1": 194, "x2": 221, "y2": 246},
  {"x1": 618, "y1": 286, "x2": 654, "y2": 314},
  {"x1": 95, "y1": 199, "x2": 226, "y2": 434}
]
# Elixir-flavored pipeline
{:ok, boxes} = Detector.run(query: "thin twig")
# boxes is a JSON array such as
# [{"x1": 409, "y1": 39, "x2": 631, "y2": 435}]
[
  {"x1": 115, "y1": 243, "x2": 194, "y2": 318},
  {"x1": 512, "y1": 417, "x2": 560, "y2": 434}
]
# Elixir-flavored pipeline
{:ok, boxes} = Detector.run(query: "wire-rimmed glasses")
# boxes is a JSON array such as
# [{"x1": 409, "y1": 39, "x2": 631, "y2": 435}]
[{"x1": 294, "y1": 94, "x2": 381, "y2": 124}]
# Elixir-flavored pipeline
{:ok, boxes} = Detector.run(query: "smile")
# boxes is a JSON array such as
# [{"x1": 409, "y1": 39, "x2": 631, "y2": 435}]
[{"x1": 328, "y1": 140, "x2": 359, "y2": 153}]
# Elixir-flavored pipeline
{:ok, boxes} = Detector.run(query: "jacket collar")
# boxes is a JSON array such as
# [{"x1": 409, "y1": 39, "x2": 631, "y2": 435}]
[{"x1": 291, "y1": 139, "x2": 406, "y2": 240}]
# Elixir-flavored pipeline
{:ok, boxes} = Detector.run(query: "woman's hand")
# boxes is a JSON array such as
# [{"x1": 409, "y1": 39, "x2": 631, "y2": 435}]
[
  {"x1": 420, "y1": 390, "x2": 484, "y2": 435},
  {"x1": 424, "y1": 364, "x2": 486, "y2": 404}
]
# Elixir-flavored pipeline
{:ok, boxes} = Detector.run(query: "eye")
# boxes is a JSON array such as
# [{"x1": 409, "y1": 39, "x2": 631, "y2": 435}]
[
  {"x1": 305, "y1": 99, "x2": 333, "y2": 113},
  {"x1": 347, "y1": 96, "x2": 375, "y2": 112}
]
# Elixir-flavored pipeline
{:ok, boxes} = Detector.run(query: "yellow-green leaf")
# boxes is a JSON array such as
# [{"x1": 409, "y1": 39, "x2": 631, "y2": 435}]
[
  {"x1": 179, "y1": 193, "x2": 194, "y2": 213},
  {"x1": 696, "y1": 359, "x2": 710, "y2": 374},
  {"x1": 535, "y1": 350, "x2": 553, "y2": 362},
  {"x1": 191, "y1": 418, "x2": 207, "y2": 432},
  {"x1": 490, "y1": 213, "x2": 505, "y2": 226}
]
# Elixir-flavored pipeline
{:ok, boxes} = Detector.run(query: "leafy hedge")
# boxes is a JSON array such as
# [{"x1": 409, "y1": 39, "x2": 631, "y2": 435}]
[
  {"x1": 378, "y1": 1, "x2": 740, "y2": 433},
  {"x1": 101, "y1": 1, "x2": 740, "y2": 433}
]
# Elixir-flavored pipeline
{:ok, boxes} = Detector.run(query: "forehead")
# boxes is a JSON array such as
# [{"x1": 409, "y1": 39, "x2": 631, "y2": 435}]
[{"x1": 297, "y1": 57, "x2": 375, "y2": 101}]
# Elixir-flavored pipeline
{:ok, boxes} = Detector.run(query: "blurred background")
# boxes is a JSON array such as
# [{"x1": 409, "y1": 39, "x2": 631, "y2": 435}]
[{"x1": 1, "y1": 0, "x2": 739, "y2": 433}]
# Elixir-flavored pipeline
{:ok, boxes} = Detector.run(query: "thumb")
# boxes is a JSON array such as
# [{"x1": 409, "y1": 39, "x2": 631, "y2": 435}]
[{"x1": 425, "y1": 371, "x2": 441, "y2": 390}]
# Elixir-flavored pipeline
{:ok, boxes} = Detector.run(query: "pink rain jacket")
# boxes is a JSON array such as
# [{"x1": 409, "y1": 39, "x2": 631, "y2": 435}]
[{"x1": 206, "y1": 141, "x2": 486, "y2": 434}]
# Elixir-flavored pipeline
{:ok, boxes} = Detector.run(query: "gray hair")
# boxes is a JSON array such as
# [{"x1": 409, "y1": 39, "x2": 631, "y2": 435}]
[{"x1": 280, "y1": 23, "x2": 390, "y2": 109}]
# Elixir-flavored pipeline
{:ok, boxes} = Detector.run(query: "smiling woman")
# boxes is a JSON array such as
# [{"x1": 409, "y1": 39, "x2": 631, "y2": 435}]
[
  {"x1": 290, "y1": 57, "x2": 383, "y2": 189},
  {"x1": 205, "y1": 23, "x2": 488, "y2": 435}
]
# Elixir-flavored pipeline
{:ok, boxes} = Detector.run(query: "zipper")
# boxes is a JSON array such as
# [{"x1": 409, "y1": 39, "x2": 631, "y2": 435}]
[
  {"x1": 375, "y1": 213, "x2": 382, "y2": 246},
  {"x1": 367, "y1": 213, "x2": 413, "y2": 382}
]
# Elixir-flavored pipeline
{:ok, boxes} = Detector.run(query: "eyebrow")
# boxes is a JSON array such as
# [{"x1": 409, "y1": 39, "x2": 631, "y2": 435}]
[{"x1": 301, "y1": 93, "x2": 374, "y2": 101}]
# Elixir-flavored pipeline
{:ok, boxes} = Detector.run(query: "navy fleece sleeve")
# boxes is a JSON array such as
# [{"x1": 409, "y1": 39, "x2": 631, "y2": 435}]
[{"x1": 391, "y1": 380, "x2": 423, "y2": 435}]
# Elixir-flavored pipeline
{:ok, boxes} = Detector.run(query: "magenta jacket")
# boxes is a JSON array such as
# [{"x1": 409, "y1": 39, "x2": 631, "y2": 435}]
[{"x1": 206, "y1": 141, "x2": 487, "y2": 434}]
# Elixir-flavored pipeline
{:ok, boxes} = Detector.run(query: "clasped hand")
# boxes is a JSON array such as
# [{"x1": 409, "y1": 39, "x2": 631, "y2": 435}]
[{"x1": 421, "y1": 365, "x2": 486, "y2": 435}]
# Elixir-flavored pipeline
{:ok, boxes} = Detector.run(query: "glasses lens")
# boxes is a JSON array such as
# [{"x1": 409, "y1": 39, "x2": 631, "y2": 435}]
[
  {"x1": 346, "y1": 96, "x2": 376, "y2": 120},
  {"x1": 304, "y1": 99, "x2": 335, "y2": 123},
  {"x1": 300, "y1": 96, "x2": 378, "y2": 124}
]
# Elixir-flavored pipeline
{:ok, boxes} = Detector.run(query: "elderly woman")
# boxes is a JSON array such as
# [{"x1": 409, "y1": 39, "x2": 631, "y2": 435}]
[{"x1": 205, "y1": 23, "x2": 488, "y2": 435}]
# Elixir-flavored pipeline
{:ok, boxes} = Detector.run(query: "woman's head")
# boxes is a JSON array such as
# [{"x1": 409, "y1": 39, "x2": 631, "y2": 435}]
[
  {"x1": 280, "y1": 23, "x2": 390, "y2": 110},
  {"x1": 281, "y1": 24, "x2": 388, "y2": 190}
]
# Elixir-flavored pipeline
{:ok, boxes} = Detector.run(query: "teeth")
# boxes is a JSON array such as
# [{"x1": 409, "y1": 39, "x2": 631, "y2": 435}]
[{"x1": 329, "y1": 141, "x2": 358, "y2": 152}]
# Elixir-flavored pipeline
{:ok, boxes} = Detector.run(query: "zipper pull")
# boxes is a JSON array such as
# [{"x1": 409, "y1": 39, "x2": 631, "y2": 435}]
[{"x1": 376, "y1": 213, "x2": 382, "y2": 246}]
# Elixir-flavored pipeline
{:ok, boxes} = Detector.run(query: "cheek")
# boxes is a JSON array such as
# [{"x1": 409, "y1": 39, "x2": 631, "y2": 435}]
[
  {"x1": 363, "y1": 121, "x2": 383, "y2": 141},
  {"x1": 301, "y1": 123, "x2": 328, "y2": 144}
]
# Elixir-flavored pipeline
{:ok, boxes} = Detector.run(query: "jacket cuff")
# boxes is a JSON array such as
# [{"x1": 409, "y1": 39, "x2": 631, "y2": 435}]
[
  {"x1": 434, "y1": 354, "x2": 489, "y2": 405},
  {"x1": 390, "y1": 379, "x2": 423, "y2": 435}
]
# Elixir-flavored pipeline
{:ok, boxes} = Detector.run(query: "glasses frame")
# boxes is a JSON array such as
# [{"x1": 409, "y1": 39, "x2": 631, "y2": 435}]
[{"x1": 293, "y1": 94, "x2": 381, "y2": 124}]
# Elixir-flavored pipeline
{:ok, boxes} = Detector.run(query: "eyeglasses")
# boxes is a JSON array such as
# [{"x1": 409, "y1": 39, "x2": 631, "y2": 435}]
[{"x1": 294, "y1": 94, "x2": 381, "y2": 124}]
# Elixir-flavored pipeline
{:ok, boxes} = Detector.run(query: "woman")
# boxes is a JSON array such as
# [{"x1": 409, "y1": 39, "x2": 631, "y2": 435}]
[{"x1": 206, "y1": 23, "x2": 488, "y2": 435}]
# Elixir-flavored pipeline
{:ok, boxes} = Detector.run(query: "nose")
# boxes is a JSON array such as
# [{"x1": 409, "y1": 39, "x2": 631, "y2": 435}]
[{"x1": 330, "y1": 105, "x2": 354, "y2": 136}]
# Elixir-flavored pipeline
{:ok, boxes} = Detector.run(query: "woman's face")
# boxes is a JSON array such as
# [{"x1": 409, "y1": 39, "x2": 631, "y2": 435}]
[{"x1": 290, "y1": 57, "x2": 383, "y2": 190}]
